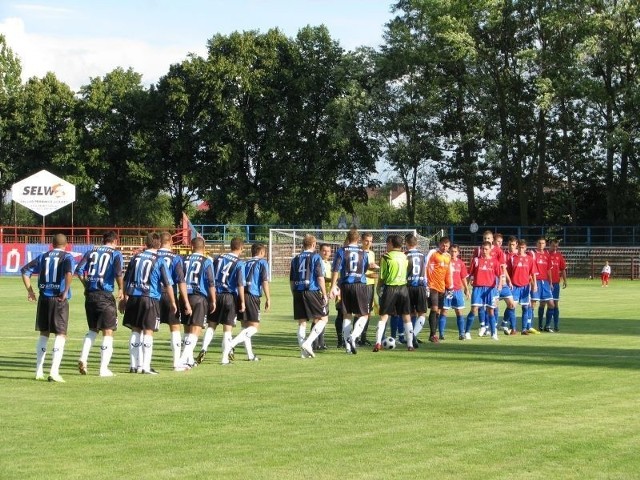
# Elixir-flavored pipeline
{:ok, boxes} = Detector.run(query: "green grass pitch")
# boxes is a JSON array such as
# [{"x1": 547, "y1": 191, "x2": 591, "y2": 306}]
[{"x1": 1, "y1": 276, "x2": 639, "y2": 479}]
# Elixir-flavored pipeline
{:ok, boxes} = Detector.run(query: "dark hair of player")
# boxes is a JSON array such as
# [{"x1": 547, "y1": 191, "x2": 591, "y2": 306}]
[
  {"x1": 103, "y1": 231, "x2": 118, "y2": 244},
  {"x1": 52, "y1": 233, "x2": 67, "y2": 248},
  {"x1": 191, "y1": 236, "x2": 205, "y2": 250},
  {"x1": 346, "y1": 229, "x2": 359, "y2": 243},
  {"x1": 145, "y1": 232, "x2": 161, "y2": 249},
  {"x1": 251, "y1": 243, "x2": 266, "y2": 256},
  {"x1": 230, "y1": 237, "x2": 244, "y2": 251},
  {"x1": 387, "y1": 234, "x2": 403, "y2": 249}
]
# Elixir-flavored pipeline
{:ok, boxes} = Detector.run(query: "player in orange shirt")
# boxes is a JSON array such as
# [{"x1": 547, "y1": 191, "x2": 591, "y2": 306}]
[{"x1": 425, "y1": 237, "x2": 453, "y2": 343}]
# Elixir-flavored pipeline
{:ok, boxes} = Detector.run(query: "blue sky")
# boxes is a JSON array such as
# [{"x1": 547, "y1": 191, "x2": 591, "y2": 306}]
[{"x1": 0, "y1": 0, "x2": 395, "y2": 90}]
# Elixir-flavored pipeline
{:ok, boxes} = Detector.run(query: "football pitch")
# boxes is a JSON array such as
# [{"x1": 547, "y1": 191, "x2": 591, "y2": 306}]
[{"x1": 1, "y1": 277, "x2": 639, "y2": 479}]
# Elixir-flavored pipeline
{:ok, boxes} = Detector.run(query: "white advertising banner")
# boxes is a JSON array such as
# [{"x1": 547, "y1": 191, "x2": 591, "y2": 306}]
[{"x1": 11, "y1": 170, "x2": 76, "y2": 216}]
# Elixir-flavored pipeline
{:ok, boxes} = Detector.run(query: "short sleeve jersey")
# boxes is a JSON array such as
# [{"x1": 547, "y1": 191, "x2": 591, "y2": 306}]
[
  {"x1": 508, "y1": 254, "x2": 537, "y2": 287},
  {"x1": 123, "y1": 250, "x2": 173, "y2": 300},
  {"x1": 157, "y1": 248, "x2": 186, "y2": 296},
  {"x1": 183, "y1": 252, "x2": 215, "y2": 297},
  {"x1": 290, "y1": 251, "x2": 324, "y2": 292},
  {"x1": 21, "y1": 248, "x2": 75, "y2": 299},
  {"x1": 548, "y1": 251, "x2": 566, "y2": 283},
  {"x1": 75, "y1": 245, "x2": 123, "y2": 293},
  {"x1": 426, "y1": 249, "x2": 452, "y2": 292},
  {"x1": 529, "y1": 250, "x2": 551, "y2": 281},
  {"x1": 380, "y1": 250, "x2": 408, "y2": 286},
  {"x1": 406, "y1": 248, "x2": 427, "y2": 287},
  {"x1": 451, "y1": 258, "x2": 468, "y2": 291},
  {"x1": 213, "y1": 253, "x2": 245, "y2": 296},
  {"x1": 244, "y1": 257, "x2": 269, "y2": 297},
  {"x1": 332, "y1": 245, "x2": 369, "y2": 285},
  {"x1": 469, "y1": 256, "x2": 501, "y2": 287}
]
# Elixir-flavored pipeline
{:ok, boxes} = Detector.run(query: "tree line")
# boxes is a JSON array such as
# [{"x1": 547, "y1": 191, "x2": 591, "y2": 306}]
[{"x1": 1, "y1": 1, "x2": 639, "y2": 228}]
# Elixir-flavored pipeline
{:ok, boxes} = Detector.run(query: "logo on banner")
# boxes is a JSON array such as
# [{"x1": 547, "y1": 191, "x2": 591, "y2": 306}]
[{"x1": 11, "y1": 170, "x2": 76, "y2": 216}]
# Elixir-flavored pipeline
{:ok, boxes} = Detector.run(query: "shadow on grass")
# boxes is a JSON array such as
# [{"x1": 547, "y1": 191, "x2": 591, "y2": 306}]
[
  {"x1": 554, "y1": 317, "x2": 640, "y2": 336},
  {"x1": 2, "y1": 318, "x2": 637, "y2": 376}
]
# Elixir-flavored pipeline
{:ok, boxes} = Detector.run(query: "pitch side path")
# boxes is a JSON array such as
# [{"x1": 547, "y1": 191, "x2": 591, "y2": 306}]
[{"x1": 1, "y1": 277, "x2": 638, "y2": 479}]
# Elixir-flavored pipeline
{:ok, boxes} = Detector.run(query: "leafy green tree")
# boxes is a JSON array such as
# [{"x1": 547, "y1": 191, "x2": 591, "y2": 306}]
[
  {"x1": 197, "y1": 27, "x2": 375, "y2": 227},
  {"x1": 579, "y1": 0, "x2": 640, "y2": 224},
  {"x1": 77, "y1": 67, "x2": 159, "y2": 225},
  {"x1": 0, "y1": 34, "x2": 23, "y2": 221},
  {"x1": 147, "y1": 55, "x2": 213, "y2": 227},
  {"x1": 281, "y1": 26, "x2": 376, "y2": 225},
  {"x1": 381, "y1": 1, "x2": 496, "y2": 224},
  {"x1": 2, "y1": 73, "x2": 80, "y2": 224}
]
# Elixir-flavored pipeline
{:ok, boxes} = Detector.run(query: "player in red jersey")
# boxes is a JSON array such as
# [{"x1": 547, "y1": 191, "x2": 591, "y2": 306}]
[
  {"x1": 464, "y1": 242, "x2": 503, "y2": 340},
  {"x1": 508, "y1": 239, "x2": 538, "y2": 334},
  {"x1": 529, "y1": 238, "x2": 555, "y2": 333},
  {"x1": 546, "y1": 239, "x2": 567, "y2": 331}
]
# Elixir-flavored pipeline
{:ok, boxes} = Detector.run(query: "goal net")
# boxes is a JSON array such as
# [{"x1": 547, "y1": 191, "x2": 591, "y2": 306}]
[{"x1": 268, "y1": 228, "x2": 444, "y2": 278}]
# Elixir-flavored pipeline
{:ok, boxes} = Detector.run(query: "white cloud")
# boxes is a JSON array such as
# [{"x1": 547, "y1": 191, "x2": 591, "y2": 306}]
[{"x1": 0, "y1": 16, "x2": 207, "y2": 91}]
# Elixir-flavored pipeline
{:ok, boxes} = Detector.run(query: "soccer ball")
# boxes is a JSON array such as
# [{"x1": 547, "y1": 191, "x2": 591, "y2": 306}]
[{"x1": 382, "y1": 337, "x2": 396, "y2": 350}]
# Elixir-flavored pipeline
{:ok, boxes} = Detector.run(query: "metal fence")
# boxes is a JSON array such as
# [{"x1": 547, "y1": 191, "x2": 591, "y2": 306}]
[
  {"x1": 2, "y1": 224, "x2": 640, "y2": 246},
  {"x1": 187, "y1": 224, "x2": 640, "y2": 246}
]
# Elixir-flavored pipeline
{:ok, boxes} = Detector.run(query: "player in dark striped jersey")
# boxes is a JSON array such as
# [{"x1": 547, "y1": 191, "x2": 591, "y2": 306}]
[
  {"x1": 121, "y1": 233, "x2": 176, "y2": 374},
  {"x1": 405, "y1": 234, "x2": 428, "y2": 347},
  {"x1": 290, "y1": 234, "x2": 328, "y2": 358},
  {"x1": 196, "y1": 237, "x2": 246, "y2": 365},
  {"x1": 175, "y1": 237, "x2": 216, "y2": 370},
  {"x1": 75, "y1": 231, "x2": 124, "y2": 377},
  {"x1": 21, "y1": 233, "x2": 75, "y2": 382},
  {"x1": 329, "y1": 229, "x2": 369, "y2": 354},
  {"x1": 157, "y1": 232, "x2": 191, "y2": 369},
  {"x1": 222, "y1": 242, "x2": 271, "y2": 363}
]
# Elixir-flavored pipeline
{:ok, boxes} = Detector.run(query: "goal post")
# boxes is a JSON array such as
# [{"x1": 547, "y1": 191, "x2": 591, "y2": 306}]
[{"x1": 268, "y1": 228, "x2": 444, "y2": 278}]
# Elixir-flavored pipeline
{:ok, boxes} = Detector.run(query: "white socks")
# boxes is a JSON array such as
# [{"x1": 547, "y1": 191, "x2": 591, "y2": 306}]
[
  {"x1": 129, "y1": 332, "x2": 141, "y2": 369},
  {"x1": 50, "y1": 335, "x2": 66, "y2": 376},
  {"x1": 170, "y1": 330, "x2": 181, "y2": 367},
  {"x1": 35, "y1": 335, "x2": 48, "y2": 375},
  {"x1": 297, "y1": 324, "x2": 307, "y2": 347},
  {"x1": 141, "y1": 335, "x2": 153, "y2": 372},
  {"x1": 342, "y1": 318, "x2": 353, "y2": 344},
  {"x1": 350, "y1": 316, "x2": 368, "y2": 341},
  {"x1": 229, "y1": 326, "x2": 257, "y2": 352},
  {"x1": 222, "y1": 331, "x2": 232, "y2": 354},
  {"x1": 375, "y1": 320, "x2": 387, "y2": 344},
  {"x1": 201, "y1": 326, "x2": 215, "y2": 352},
  {"x1": 404, "y1": 322, "x2": 414, "y2": 347},
  {"x1": 79, "y1": 330, "x2": 98, "y2": 363},
  {"x1": 180, "y1": 333, "x2": 199, "y2": 365},
  {"x1": 303, "y1": 320, "x2": 327, "y2": 348},
  {"x1": 413, "y1": 316, "x2": 426, "y2": 338},
  {"x1": 100, "y1": 336, "x2": 114, "y2": 374}
]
